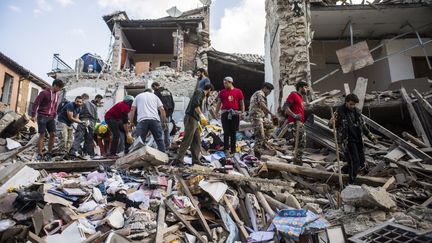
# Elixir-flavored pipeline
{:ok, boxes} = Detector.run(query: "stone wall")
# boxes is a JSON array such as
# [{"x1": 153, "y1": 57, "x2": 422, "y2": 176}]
[{"x1": 265, "y1": 0, "x2": 312, "y2": 108}]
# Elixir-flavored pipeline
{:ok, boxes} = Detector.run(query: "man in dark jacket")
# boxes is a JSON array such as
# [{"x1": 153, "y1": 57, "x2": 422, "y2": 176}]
[
  {"x1": 330, "y1": 94, "x2": 378, "y2": 184},
  {"x1": 151, "y1": 82, "x2": 175, "y2": 148},
  {"x1": 70, "y1": 93, "x2": 98, "y2": 157}
]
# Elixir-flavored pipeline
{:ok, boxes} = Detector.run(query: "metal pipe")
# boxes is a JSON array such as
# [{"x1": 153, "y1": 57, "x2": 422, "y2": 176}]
[
  {"x1": 312, "y1": 23, "x2": 432, "y2": 86},
  {"x1": 349, "y1": 21, "x2": 354, "y2": 46}
]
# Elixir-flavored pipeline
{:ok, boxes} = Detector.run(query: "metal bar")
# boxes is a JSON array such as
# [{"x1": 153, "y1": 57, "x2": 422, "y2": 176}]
[
  {"x1": 408, "y1": 22, "x2": 432, "y2": 69},
  {"x1": 313, "y1": 39, "x2": 432, "y2": 85},
  {"x1": 375, "y1": 39, "x2": 432, "y2": 62},
  {"x1": 349, "y1": 21, "x2": 354, "y2": 46},
  {"x1": 338, "y1": 19, "x2": 351, "y2": 40}
]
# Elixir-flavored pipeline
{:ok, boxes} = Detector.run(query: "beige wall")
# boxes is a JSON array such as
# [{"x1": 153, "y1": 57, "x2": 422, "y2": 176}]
[
  {"x1": 133, "y1": 54, "x2": 173, "y2": 69},
  {"x1": 183, "y1": 41, "x2": 199, "y2": 71},
  {"x1": 0, "y1": 63, "x2": 21, "y2": 111}
]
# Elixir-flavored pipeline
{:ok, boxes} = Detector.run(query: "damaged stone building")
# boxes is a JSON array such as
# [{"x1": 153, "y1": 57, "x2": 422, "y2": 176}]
[
  {"x1": 49, "y1": 5, "x2": 264, "y2": 119},
  {"x1": 265, "y1": 0, "x2": 432, "y2": 110}
]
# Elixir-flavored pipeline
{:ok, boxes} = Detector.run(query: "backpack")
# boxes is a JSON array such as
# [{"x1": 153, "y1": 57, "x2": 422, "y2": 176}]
[{"x1": 57, "y1": 99, "x2": 70, "y2": 114}]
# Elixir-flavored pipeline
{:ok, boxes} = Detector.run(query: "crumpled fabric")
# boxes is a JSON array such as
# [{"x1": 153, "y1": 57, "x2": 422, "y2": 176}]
[
  {"x1": 272, "y1": 209, "x2": 328, "y2": 241},
  {"x1": 219, "y1": 205, "x2": 240, "y2": 243}
]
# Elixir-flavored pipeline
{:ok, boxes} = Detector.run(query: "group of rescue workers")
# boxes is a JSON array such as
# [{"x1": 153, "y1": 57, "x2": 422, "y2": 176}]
[{"x1": 31, "y1": 68, "x2": 376, "y2": 184}]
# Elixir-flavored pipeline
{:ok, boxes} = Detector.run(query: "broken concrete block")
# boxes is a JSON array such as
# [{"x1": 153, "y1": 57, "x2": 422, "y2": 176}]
[
  {"x1": 0, "y1": 162, "x2": 40, "y2": 194},
  {"x1": 105, "y1": 207, "x2": 125, "y2": 229},
  {"x1": 304, "y1": 203, "x2": 322, "y2": 214},
  {"x1": 115, "y1": 145, "x2": 168, "y2": 169},
  {"x1": 341, "y1": 185, "x2": 396, "y2": 210},
  {"x1": 344, "y1": 204, "x2": 356, "y2": 213},
  {"x1": 285, "y1": 194, "x2": 301, "y2": 209},
  {"x1": 0, "y1": 192, "x2": 18, "y2": 213},
  {"x1": 369, "y1": 210, "x2": 386, "y2": 222}
]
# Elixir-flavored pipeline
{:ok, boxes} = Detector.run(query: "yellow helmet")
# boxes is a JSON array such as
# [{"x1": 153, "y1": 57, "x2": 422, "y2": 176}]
[{"x1": 98, "y1": 124, "x2": 108, "y2": 134}]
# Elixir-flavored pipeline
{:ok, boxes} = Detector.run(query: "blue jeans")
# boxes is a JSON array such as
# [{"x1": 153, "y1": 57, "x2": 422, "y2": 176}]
[{"x1": 136, "y1": 119, "x2": 166, "y2": 152}]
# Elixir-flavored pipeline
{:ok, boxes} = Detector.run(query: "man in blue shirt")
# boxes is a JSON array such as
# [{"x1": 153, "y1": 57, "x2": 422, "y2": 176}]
[
  {"x1": 57, "y1": 96, "x2": 83, "y2": 153},
  {"x1": 196, "y1": 68, "x2": 211, "y2": 90}
]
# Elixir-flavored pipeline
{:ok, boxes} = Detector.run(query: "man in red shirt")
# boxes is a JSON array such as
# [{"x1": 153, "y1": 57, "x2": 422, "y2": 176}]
[
  {"x1": 31, "y1": 79, "x2": 64, "y2": 161},
  {"x1": 285, "y1": 81, "x2": 309, "y2": 164},
  {"x1": 104, "y1": 95, "x2": 134, "y2": 157},
  {"x1": 215, "y1": 77, "x2": 245, "y2": 156}
]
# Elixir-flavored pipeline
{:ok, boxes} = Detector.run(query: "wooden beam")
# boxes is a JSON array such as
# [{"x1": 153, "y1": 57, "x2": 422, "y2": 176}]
[
  {"x1": 26, "y1": 159, "x2": 116, "y2": 171},
  {"x1": 232, "y1": 158, "x2": 276, "y2": 218},
  {"x1": 382, "y1": 176, "x2": 396, "y2": 191},
  {"x1": 353, "y1": 77, "x2": 368, "y2": 111},
  {"x1": 412, "y1": 89, "x2": 432, "y2": 117},
  {"x1": 362, "y1": 114, "x2": 432, "y2": 164},
  {"x1": 262, "y1": 194, "x2": 291, "y2": 210},
  {"x1": 344, "y1": 83, "x2": 351, "y2": 95},
  {"x1": 402, "y1": 132, "x2": 427, "y2": 148},
  {"x1": 177, "y1": 176, "x2": 212, "y2": 239},
  {"x1": 400, "y1": 87, "x2": 431, "y2": 147},
  {"x1": 164, "y1": 199, "x2": 207, "y2": 243},
  {"x1": 162, "y1": 166, "x2": 295, "y2": 189},
  {"x1": 223, "y1": 195, "x2": 249, "y2": 241},
  {"x1": 421, "y1": 196, "x2": 432, "y2": 207},
  {"x1": 265, "y1": 161, "x2": 388, "y2": 186},
  {"x1": 155, "y1": 179, "x2": 173, "y2": 243}
]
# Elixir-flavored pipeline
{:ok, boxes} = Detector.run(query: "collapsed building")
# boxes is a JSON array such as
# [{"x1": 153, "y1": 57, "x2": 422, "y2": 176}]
[
  {"x1": 1, "y1": 1, "x2": 432, "y2": 243},
  {"x1": 48, "y1": 5, "x2": 264, "y2": 121},
  {"x1": 265, "y1": 0, "x2": 432, "y2": 138}
]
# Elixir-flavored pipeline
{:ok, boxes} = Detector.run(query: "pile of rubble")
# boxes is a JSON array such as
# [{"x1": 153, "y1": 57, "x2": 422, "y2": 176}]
[
  {"x1": 132, "y1": 66, "x2": 198, "y2": 97},
  {"x1": 0, "y1": 89, "x2": 432, "y2": 242}
]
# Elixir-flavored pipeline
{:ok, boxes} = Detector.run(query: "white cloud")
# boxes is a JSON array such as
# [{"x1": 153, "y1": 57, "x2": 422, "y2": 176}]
[
  {"x1": 97, "y1": 0, "x2": 203, "y2": 19},
  {"x1": 211, "y1": 0, "x2": 265, "y2": 55},
  {"x1": 33, "y1": 0, "x2": 53, "y2": 17},
  {"x1": 67, "y1": 28, "x2": 87, "y2": 40},
  {"x1": 9, "y1": 5, "x2": 22, "y2": 12},
  {"x1": 56, "y1": 0, "x2": 74, "y2": 7}
]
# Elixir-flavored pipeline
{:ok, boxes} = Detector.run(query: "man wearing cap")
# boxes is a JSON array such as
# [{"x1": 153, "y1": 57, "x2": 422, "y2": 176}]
[
  {"x1": 215, "y1": 77, "x2": 245, "y2": 156},
  {"x1": 248, "y1": 83, "x2": 277, "y2": 156},
  {"x1": 284, "y1": 81, "x2": 309, "y2": 165},
  {"x1": 104, "y1": 95, "x2": 134, "y2": 157}
]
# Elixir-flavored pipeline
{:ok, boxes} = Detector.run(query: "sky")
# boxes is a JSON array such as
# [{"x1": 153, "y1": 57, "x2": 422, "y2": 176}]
[{"x1": 0, "y1": 0, "x2": 265, "y2": 83}]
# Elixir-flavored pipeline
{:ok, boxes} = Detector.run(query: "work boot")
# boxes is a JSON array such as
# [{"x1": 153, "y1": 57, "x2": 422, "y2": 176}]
[
  {"x1": 43, "y1": 153, "x2": 53, "y2": 162},
  {"x1": 36, "y1": 154, "x2": 44, "y2": 161},
  {"x1": 169, "y1": 159, "x2": 184, "y2": 167}
]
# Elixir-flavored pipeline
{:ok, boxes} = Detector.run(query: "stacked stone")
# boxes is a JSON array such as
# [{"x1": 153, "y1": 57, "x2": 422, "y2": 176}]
[{"x1": 277, "y1": 0, "x2": 311, "y2": 86}]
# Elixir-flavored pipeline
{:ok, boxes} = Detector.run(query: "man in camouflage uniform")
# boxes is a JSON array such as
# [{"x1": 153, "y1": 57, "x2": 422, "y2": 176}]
[
  {"x1": 248, "y1": 83, "x2": 277, "y2": 154},
  {"x1": 330, "y1": 93, "x2": 378, "y2": 184}
]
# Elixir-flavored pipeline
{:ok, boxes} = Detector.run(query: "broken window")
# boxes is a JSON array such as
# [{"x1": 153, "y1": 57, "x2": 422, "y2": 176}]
[
  {"x1": 1, "y1": 73, "x2": 14, "y2": 105},
  {"x1": 412, "y1": 56, "x2": 432, "y2": 79},
  {"x1": 27, "y1": 87, "x2": 39, "y2": 116}
]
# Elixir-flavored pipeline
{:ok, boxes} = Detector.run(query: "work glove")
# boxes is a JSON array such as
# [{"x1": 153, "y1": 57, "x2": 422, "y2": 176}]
[
  {"x1": 293, "y1": 114, "x2": 301, "y2": 121},
  {"x1": 200, "y1": 114, "x2": 208, "y2": 126},
  {"x1": 126, "y1": 133, "x2": 134, "y2": 144}
]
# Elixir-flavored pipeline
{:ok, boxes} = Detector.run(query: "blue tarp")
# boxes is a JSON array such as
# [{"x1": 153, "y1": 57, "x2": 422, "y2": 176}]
[{"x1": 81, "y1": 53, "x2": 103, "y2": 73}]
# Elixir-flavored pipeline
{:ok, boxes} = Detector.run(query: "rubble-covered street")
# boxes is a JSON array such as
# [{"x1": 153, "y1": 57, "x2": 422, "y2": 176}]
[{"x1": 1, "y1": 0, "x2": 432, "y2": 242}]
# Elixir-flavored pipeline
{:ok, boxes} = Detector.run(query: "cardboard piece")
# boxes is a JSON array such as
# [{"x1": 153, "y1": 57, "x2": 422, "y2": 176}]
[{"x1": 336, "y1": 41, "x2": 374, "y2": 73}]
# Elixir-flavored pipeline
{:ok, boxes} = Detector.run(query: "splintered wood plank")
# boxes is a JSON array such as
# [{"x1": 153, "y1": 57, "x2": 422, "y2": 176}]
[
  {"x1": 400, "y1": 87, "x2": 431, "y2": 147},
  {"x1": 353, "y1": 77, "x2": 368, "y2": 111},
  {"x1": 362, "y1": 114, "x2": 432, "y2": 164}
]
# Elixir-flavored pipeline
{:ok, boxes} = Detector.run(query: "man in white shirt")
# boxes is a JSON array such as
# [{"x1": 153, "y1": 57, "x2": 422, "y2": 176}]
[{"x1": 129, "y1": 89, "x2": 167, "y2": 152}]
